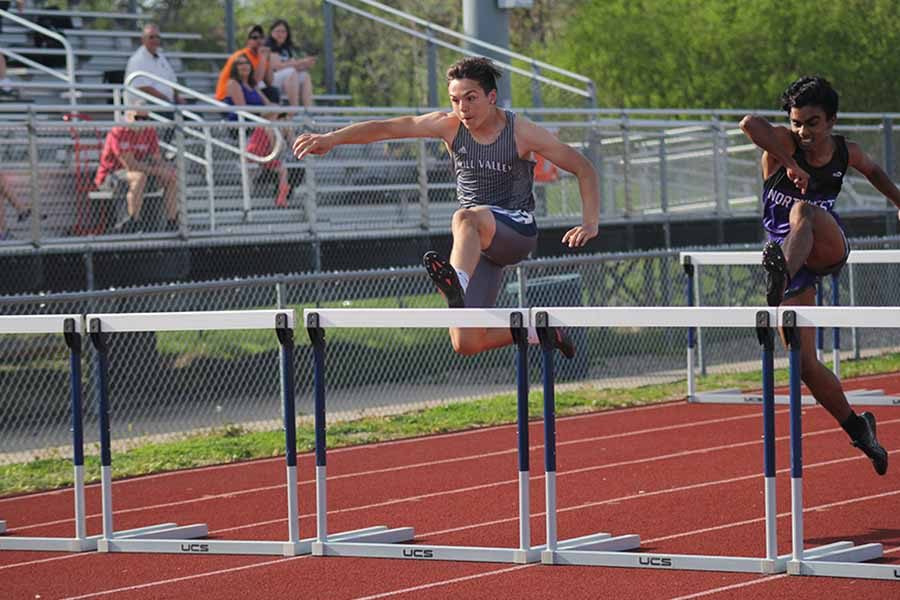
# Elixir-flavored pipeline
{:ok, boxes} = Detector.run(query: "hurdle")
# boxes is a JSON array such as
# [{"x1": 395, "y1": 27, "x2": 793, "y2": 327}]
[
  {"x1": 682, "y1": 250, "x2": 900, "y2": 406},
  {"x1": 536, "y1": 306, "x2": 859, "y2": 573},
  {"x1": 304, "y1": 307, "x2": 575, "y2": 563},
  {"x1": 0, "y1": 315, "x2": 101, "y2": 552},
  {"x1": 87, "y1": 310, "x2": 396, "y2": 556},
  {"x1": 782, "y1": 307, "x2": 899, "y2": 580}
]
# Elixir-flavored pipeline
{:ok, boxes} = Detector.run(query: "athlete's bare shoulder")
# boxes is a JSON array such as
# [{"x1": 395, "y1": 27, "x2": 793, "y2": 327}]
[{"x1": 414, "y1": 110, "x2": 460, "y2": 143}]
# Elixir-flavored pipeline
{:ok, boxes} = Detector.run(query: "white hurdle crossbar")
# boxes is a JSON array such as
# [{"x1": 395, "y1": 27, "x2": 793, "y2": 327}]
[
  {"x1": 86, "y1": 310, "x2": 392, "y2": 556},
  {"x1": 0, "y1": 315, "x2": 101, "y2": 552},
  {"x1": 534, "y1": 306, "x2": 839, "y2": 574},
  {"x1": 781, "y1": 307, "x2": 899, "y2": 580},
  {"x1": 304, "y1": 308, "x2": 546, "y2": 563},
  {"x1": 681, "y1": 250, "x2": 900, "y2": 407}
]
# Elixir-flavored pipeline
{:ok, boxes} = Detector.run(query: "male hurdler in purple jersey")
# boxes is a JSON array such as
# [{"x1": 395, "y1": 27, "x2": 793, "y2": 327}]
[{"x1": 762, "y1": 134, "x2": 850, "y2": 298}]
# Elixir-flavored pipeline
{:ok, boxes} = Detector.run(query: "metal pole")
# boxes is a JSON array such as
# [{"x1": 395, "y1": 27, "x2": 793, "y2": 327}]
[
  {"x1": 27, "y1": 108, "x2": 41, "y2": 245},
  {"x1": 621, "y1": 114, "x2": 632, "y2": 217},
  {"x1": 174, "y1": 109, "x2": 188, "y2": 237},
  {"x1": 323, "y1": 1, "x2": 336, "y2": 95},
  {"x1": 224, "y1": 0, "x2": 236, "y2": 53},
  {"x1": 426, "y1": 29, "x2": 437, "y2": 108},
  {"x1": 416, "y1": 138, "x2": 429, "y2": 230},
  {"x1": 849, "y1": 263, "x2": 859, "y2": 360}
]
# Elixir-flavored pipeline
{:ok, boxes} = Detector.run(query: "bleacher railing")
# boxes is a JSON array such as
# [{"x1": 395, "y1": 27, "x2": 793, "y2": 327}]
[
  {"x1": 0, "y1": 8, "x2": 75, "y2": 106},
  {"x1": 0, "y1": 103, "x2": 897, "y2": 246},
  {"x1": 323, "y1": 0, "x2": 596, "y2": 108}
]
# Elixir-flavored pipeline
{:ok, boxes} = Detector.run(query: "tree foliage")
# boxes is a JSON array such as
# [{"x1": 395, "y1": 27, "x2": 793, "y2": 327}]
[
  {"x1": 543, "y1": 0, "x2": 900, "y2": 112},
  {"x1": 58, "y1": 0, "x2": 900, "y2": 111}
]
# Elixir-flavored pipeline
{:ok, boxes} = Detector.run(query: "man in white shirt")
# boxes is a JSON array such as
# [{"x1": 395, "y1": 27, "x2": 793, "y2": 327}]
[{"x1": 125, "y1": 23, "x2": 182, "y2": 108}]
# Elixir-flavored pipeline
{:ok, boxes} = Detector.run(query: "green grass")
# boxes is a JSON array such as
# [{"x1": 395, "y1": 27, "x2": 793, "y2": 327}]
[
  {"x1": 3, "y1": 351, "x2": 898, "y2": 497},
  {"x1": 156, "y1": 294, "x2": 447, "y2": 358}
]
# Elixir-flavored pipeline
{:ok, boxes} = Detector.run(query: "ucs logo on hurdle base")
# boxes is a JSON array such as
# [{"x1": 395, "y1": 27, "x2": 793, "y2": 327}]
[
  {"x1": 401, "y1": 548, "x2": 434, "y2": 559},
  {"x1": 180, "y1": 543, "x2": 210, "y2": 553},
  {"x1": 639, "y1": 556, "x2": 673, "y2": 567},
  {"x1": 894, "y1": 568, "x2": 900, "y2": 578}
]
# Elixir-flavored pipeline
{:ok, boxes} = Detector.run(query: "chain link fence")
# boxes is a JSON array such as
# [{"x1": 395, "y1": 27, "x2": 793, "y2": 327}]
[{"x1": 4, "y1": 237, "x2": 900, "y2": 464}]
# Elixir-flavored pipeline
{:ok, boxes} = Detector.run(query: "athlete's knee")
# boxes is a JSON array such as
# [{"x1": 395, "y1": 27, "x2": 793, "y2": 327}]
[
  {"x1": 452, "y1": 208, "x2": 479, "y2": 229},
  {"x1": 788, "y1": 201, "x2": 816, "y2": 226}
]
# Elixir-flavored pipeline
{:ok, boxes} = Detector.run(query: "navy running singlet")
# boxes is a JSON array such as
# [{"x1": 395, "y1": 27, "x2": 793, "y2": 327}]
[{"x1": 762, "y1": 134, "x2": 849, "y2": 240}]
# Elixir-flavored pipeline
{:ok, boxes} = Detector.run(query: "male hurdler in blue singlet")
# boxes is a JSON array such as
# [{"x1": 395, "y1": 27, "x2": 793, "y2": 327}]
[
  {"x1": 293, "y1": 57, "x2": 601, "y2": 359},
  {"x1": 741, "y1": 76, "x2": 900, "y2": 475}
]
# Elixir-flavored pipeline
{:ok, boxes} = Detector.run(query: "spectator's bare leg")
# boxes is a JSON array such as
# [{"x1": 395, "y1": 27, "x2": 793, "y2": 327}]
[
  {"x1": 284, "y1": 71, "x2": 301, "y2": 106},
  {"x1": 300, "y1": 72, "x2": 313, "y2": 108},
  {"x1": 160, "y1": 167, "x2": 178, "y2": 221},
  {"x1": 125, "y1": 171, "x2": 147, "y2": 219}
]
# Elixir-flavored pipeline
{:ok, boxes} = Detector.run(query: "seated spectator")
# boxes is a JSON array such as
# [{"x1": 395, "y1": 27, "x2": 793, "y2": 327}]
[
  {"x1": 125, "y1": 23, "x2": 184, "y2": 142},
  {"x1": 94, "y1": 111, "x2": 179, "y2": 233},
  {"x1": 215, "y1": 24, "x2": 279, "y2": 105},
  {"x1": 265, "y1": 20, "x2": 316, "y2": 109},
  {"x1": 0, "y1": 54, "x2": 20, "y2": 101},
  {"x1": 247, "y1": 112, "x2": 295, "y2": 207},
  {"x1": 0, "y1": 172, "x2": 30, "y2": 241},
  {"x1": 221, "y1": 54, "x2": 276, "y2": 120}
]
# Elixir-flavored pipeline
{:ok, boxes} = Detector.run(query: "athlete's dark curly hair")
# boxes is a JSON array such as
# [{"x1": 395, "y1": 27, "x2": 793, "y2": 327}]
[
  {"x1": 446, "y1": 56, "x2": 502, "y2": 95},
  {"x1": 781, "y1": 76, "x2": 839, "y2": 118}
]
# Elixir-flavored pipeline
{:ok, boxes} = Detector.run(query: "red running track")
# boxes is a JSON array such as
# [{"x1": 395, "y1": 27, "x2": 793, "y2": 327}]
[{"x1": 1, "y1": 373, "x2": 899, "y2": 599}]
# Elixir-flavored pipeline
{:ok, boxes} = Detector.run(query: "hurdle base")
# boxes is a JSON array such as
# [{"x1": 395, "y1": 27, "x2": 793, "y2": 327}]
[
  {"x1": 317, "y1": 539, "x2": 546, "y2": 564},
  {"x1": 0, "y1": 535, "x2": 97, "y2": 553},
  {"x1": 101, "y1": 525, "x2": 408, "y2": 557},
  {"x1": 691, "y1": 389, "x2": 900, "y2": 407},
  {"x1": 788, "y1": 541, "x2": 891, "y2": 579},
  {"x1": 97, "y1": 522, "x2": 209, "y2": 553},
  {"x1": 0, "y1": 522, "x2": 205, "y2": 553},
  {"x1": 542, "y1": 532, "x2": 802, "y2": 574}
]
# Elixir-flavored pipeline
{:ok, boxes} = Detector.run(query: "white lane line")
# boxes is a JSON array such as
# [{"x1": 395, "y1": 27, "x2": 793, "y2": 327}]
[
  {"x1": 667, "y1": 576, "x2": 789, "y2": 600},
  {"x1": 7, "y1": 408, "x2": 796, "y2": 532},
  {"x1": 666, "y1": 544, "x2": 900, "y2": 600},
  {"x1": 29, "y1": 461, "x2": 900, "y2": 597},
  {"x1": 350, "y1": 564, "x2": 533, "y2": 600},
  {"x1": 348, "y1": 489, "x2": 900, "y2": 600},
  {"x1": 0, "y1": 401, "x2": 683, "y2": 504},
  {"x1": 58, "y1": 555, "x2": 308, "y2": 600}
]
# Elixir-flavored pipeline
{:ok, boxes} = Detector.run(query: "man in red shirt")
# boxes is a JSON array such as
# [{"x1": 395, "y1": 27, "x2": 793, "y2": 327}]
[{"x1": 95, "y1": 111, "x2": 179, "y2": 232}]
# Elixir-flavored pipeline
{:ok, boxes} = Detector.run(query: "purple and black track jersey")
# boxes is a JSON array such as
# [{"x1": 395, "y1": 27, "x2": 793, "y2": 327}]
[{"x1": 762, "y1": 135, "x2": 849, "y2": 241}]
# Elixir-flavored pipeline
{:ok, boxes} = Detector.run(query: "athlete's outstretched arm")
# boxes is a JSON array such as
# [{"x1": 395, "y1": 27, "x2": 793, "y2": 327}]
[
  {"x1": 293, "y1": 111, "x2": 453, "y2": 159},
  {"x1": 518, "y1": 118, "x2": 600, "y2": 248},
  {"x1": 848, "y1": 142, "x2": 900, "y2": 220},
  {"x1": 740, "y1": 115, "x2": 809, "y2": 193}
]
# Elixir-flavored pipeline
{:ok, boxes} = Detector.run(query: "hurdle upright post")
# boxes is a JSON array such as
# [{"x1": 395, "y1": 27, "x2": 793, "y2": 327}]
[
  {"x1": 510, "y1": 312, "x2": 532, "y2": 556},
  {"x1": 307, "y1": 312, "x2": 328, "y2": 545},
  {"x1": 683, "y1": 257, "x2": 697, "y2": 401},
  {"x1": 276, "y1": 313, "x2": 301, "y2": 548},
  {"x1": 755, "y1": 311, "x2": 778, "y2": 562},
  {"x1": 816, "y1": 281, "x2": 825, "y2": 363},
  {"x1": 782, "y1": 308, "x2": 889, "y2": 579},
  {"x1": 535, "y1": 311, "x2": 557, "y2": 553},
  {"x1": 831, "y1": 272, "x2": 841, "y2": 378},
  {"x1": 64, "y1": 318, "x2": 87, "y2": 542},
  {"x1": 0, "y1": 315, "x2": 99, "y2": 552}
]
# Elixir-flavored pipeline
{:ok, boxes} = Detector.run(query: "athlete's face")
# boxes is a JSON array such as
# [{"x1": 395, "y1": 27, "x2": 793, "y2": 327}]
[
  {"x1": 789, "y1": 105, "x2": 835, "y2": 150},
  {"x1": 448, "y1": 78, "x2": 496, "y2": 129}
]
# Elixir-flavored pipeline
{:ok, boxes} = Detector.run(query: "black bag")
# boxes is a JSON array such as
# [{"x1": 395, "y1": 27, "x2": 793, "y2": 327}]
[{"x1": 31, "y1": 7, "x2": 74, "y2": 68}]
